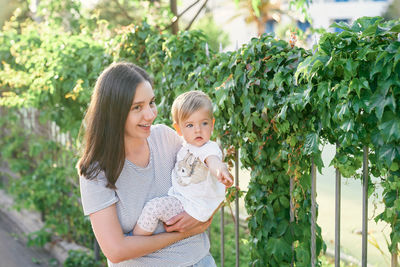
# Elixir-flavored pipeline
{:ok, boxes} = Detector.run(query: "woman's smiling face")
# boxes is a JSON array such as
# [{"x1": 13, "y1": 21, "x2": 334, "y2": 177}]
[{"x1": 124, "y1": 80, "x2": 157, "y2": 141}]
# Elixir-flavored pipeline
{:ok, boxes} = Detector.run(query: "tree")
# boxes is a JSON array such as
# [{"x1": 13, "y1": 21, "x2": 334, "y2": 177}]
[
  {"x1": 234, "y1": 0, "x2": 285, "y2": 36},
  {"x1": 0, "y1": 0, "x2": 30, "y2": 28},
  {"x1": 382, "y1": 0, "x2": 400, "y2": 21},
  {"x1": 89, "y1": 0, "x2": 211, "y2": 34},
  {"x1": 191, "y1": 12, "x2": 230, "y2": 50}
]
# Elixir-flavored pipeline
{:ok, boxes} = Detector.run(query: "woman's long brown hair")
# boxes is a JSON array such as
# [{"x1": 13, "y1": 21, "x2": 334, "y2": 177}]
[{"x1": 77, "y1": 62, "x2": 152, "y2": 188}]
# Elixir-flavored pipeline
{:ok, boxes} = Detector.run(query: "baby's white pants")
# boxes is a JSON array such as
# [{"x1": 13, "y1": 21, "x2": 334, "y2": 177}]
[{"x1": 136, "y1": 196, "x2": 184, "y2": 232}]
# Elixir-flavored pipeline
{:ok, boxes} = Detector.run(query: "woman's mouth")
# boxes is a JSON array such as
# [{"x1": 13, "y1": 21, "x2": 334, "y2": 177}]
[{"x1": 138, "y1": 124, "x2": 151, "y2": 130}]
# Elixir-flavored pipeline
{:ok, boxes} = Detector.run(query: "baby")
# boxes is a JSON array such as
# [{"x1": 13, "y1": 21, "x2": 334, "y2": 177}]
[{"x1": 133, "y1": 90, "x2": 233, "y2": 235}]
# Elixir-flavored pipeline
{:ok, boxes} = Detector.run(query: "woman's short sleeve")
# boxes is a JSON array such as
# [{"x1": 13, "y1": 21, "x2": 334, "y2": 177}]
[
  {"x1": 79, "y1": 172, "x2": 118, "y2": 216},
  {"x1": 158, "y1": 124, "x2": 182, "y2": 154}
]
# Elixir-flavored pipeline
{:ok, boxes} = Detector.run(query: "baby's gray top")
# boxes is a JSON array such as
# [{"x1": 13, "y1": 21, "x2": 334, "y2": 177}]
[{"x1": 79, "y1": 124, "x2": 210, "y2": 267}]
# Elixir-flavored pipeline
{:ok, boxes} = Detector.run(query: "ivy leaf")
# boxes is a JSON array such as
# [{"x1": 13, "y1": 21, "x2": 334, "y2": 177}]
[
  {"x1": 340, "y1": 120, "x2": 354, "y2": 132},
  {"x1": 295, "y1": 56, "x2": 313, "y2": 80},
  {"x1": 344, "y1": 60, "x2": 359, "y2": 80},
  {"x1": 263, "y1": 94, "x2": 275, "y2": 108},
  {"x1": 356, "y1": 16, "x2": 382, "y2": 34},
  {"x1": 349, "y1": 78, "x2": 361, "y2": 98},
  {"x1": 371, "y1": 129, "x2": 384, "y2": 147},
  {"x1": 279, "y1": 196, "x2": 290, "y2": 208},
  {"x1": 377, "y1": 145, "x2": 400, "y2": 168},
  {"x1": 370, "y1": 93, "x2": 396, "y2": 121},
  {"x1": 266, "y1": 237, "x2": 291, "y2": 257},
  {"x1": 363, "y1": 24, "x2": 378, "y2": 36},
  {"x1": 276, "y1": 220, "x2": 289, "y2": 236},
  {"x1": 331, "y1": 21, "x2": 351, "y2": 32},
  {"x1": 349, "y1": 77, "x2": 369, "y2": 98},
  {"x1": 389, "y1": 23, "x2": 400, "y2": 33},
  {"x1": 337, "y1": 102, "x2": 350, "y2": 120},
  {"x1": 378, "y1": 111, "x2": 400, "y2": 142},
  {"x1": 277, "y1": 104, "x2": 288, "y2": 120},
  {"x1": 304, "y1": 133, "x2": 319, "y2": 155},
  {"x1": 370, "y1": 55, "x2": 384, "y2": 79},
  {"x1": 317, "y1": 81, "x2": 330, "y2": 100}
]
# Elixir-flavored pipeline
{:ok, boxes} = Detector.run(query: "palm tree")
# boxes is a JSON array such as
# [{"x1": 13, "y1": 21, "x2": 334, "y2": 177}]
[{"x1": 234, "y1": 0, "x2": 284, "y2": 36}]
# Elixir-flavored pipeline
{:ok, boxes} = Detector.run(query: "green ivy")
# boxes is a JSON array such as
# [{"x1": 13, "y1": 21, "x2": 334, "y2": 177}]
[
  {"x1": 208, "y1": 34, "x2": 324, "y2": 266},
  {"x1": 296, "y1": 16, "x2": 400, "y2": 255},
  {"x1": 1, "y1": 15, "x2": 399, "y2": 266}
]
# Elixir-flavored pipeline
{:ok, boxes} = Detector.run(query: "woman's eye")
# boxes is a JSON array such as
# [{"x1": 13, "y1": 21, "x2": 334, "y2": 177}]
[
  {"x1": 150, "y1": 100, "x2": 156, "y2": 106},
  {"x1": 132, "y1": 105, "x2": 141, "y2": 111},
  {"x1": 202, "y1": 121, "x2": 209, "y2": 126},
  {"x1": 186, "y1": 124, "x2": 193, "y2": 128}
]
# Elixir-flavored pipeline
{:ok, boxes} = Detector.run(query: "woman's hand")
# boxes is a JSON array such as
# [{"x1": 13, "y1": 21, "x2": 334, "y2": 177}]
[{"x1": 164, "y1": 211, "x2": 212, "y2": 236}]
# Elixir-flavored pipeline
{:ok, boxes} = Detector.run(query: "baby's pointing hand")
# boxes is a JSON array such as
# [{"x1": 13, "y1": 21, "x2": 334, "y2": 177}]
[{"x1": 217, "y1": 168, "x2": 233, "y2": 188}]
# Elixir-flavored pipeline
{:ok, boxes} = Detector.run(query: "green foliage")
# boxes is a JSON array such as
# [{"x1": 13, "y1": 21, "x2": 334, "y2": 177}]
[
  {"x1": 64, "y1": 250, "x2": 101, "y2": 267},
  {"x1": 89, "y1": 0, "x2": 174, "y2": 30},
  {"x1": 149, "y1": 30, "x2": 212, "y2": 123},
  {"x1": 34, "y1": 0, "x2": 83, "y2": 33},
  {"x1": 192, "y1": 14, "x2": 230, "y2": 51},
  {"x1": 208, "y1": 34, "x2": 324, "y2": 266},
  {"x1": 1, "y1": 13, "x2": 400, "y2": 266},
  {"x1": 0, "y1": 110, "x2": 94, "y2": 248},
  {"x1": 297, "y1": 16, "x2": 400, "y2": 254},
  {"x1": 0, "y1": 21, "x2": 111, "y2": 138},
  {"x1": 111, "y1": 21, "x2": 160, "y2": 71}
]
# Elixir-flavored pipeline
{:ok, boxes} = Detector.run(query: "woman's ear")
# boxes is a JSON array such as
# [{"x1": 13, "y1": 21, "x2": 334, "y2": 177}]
[{"x1": 173, "y1": 123, "x2": 182, "y2": 136}]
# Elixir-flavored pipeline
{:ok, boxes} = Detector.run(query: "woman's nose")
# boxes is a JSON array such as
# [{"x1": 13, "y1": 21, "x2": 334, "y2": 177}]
[{"x1": 144, "y1": 106, "x2": 156, "y2": 120}]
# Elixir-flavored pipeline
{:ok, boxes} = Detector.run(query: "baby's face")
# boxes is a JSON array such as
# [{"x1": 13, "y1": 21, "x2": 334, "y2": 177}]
[{"x1": 178, "y1": 107, "x2": 213, "y2": 147}]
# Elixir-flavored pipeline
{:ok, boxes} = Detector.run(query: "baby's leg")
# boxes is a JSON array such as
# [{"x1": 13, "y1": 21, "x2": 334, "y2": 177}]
[{"x1": 133, "y1": 196, "x2": 184, "y2": 236}]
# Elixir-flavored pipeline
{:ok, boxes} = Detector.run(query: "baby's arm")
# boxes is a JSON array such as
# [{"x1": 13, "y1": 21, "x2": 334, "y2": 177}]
[{"x1": 204, "y1": 155, "x2": 233, "y2": 187}]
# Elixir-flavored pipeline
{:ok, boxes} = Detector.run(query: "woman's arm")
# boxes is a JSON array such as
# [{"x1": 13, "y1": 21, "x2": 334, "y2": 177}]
[{"x1": 90, "y1": 204, "x2": 210, "y2": 263}]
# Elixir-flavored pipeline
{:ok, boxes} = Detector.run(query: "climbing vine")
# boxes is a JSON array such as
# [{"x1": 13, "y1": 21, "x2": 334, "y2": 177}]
[
  {"x1": 296, "y1": 16, "x2": 400, "y2": 258},
  {"x1": 208, "y1": 35, "x2": 324, "y2": 266}
]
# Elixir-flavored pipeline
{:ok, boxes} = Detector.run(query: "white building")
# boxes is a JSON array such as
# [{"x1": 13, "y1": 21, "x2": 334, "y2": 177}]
[
  {"x1": 180, "y1": 0, "x2": 393, "y2": 50},
  {"x1": 308, "y1": 0, "x2": 392, "y2": 32}
]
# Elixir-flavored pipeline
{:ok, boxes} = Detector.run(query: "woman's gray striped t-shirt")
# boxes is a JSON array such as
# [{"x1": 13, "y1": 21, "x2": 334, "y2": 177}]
[{"x1": 79, "y1": 124, "x2": 210, "y2": 267}]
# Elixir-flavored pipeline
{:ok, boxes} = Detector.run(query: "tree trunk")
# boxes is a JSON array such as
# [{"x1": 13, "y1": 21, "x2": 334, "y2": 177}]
[
  {"x1": 170, "y1": 0, "x2": 179, "y2": 34},
  {"x1": 257, "y1": 19, "x2": 265, "y2": 36},
  {"x1": 393, "y1": 249, "x2": 398, "y2": 267}
]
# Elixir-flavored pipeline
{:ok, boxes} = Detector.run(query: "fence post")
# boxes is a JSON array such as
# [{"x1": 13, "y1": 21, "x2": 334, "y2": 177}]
[
  {"x1": 311, "y1": 158, "x2": 317, "y2": 267},
  {"x1": 335, "y1": 143, "x2": 341, "y2": 267},
  {"x1": 290, "y1": 177, "x2": 295, "y2": 267},
  {"x1": 220, "y1": 204, "x2": 225, "y2": 267},
  {"x1": 216, "y1": 42, "x2": 226, "y2": 267},
  {"x1": 235, "y1": 148, "x2": 240, "y2": 267},
  {"x1": 94, "y1": 238, "x2": 100, "y2": 261},
  {"x1": 362, "y1": 146, "x2": 369, "y2": 267}
]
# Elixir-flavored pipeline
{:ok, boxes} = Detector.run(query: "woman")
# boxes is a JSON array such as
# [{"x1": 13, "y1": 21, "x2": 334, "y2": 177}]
[{"x1": 78, "y1": 62, "x2": 216, "y2": 266}]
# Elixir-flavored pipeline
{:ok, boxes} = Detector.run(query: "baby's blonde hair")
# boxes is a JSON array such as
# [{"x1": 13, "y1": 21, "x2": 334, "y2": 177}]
[{"x1": 171, "y1": 91, "x2": 213, "y2": 124}]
